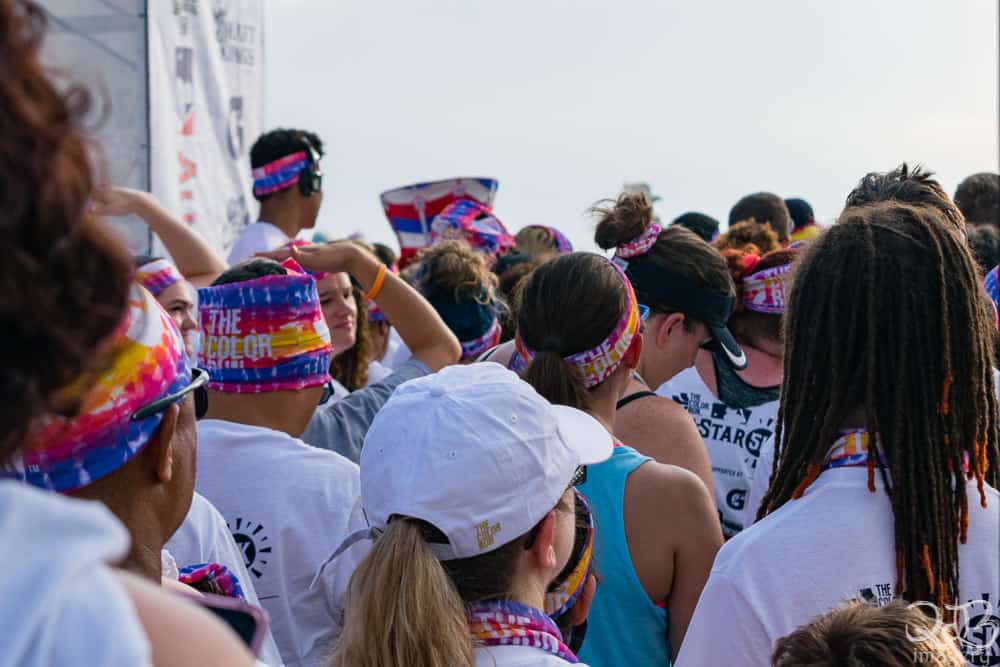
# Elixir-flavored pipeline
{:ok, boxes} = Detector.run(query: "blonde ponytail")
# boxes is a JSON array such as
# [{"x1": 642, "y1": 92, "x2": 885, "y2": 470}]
[{"x1": 329, "y1": 519, "x2": 474, "y2": 667}]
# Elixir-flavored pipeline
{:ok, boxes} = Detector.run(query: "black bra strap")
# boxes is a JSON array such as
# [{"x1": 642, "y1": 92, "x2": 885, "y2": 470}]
[{"x1": 616, "y1": 391, "x2": 657, "y2": 411}]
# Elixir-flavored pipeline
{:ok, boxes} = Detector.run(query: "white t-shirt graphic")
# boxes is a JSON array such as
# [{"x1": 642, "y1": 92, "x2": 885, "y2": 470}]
[
  {"x1": 166, "y1": 492, "x2": 284, "y2": 666},
  {"x1": 658, "y1": 365, "x2": 778, "y2": 536},
  {"x1": 195, "y1": 419, "x2": 370, "y2": 667},
  {"x1": 676, "y1": 468, "x2": 1000, "y2": 667}
]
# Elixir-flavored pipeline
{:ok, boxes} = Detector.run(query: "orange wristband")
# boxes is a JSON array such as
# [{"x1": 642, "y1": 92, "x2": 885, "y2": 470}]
[{"x1": 365, "y1": 263, "x2": 388, "y2": 301}]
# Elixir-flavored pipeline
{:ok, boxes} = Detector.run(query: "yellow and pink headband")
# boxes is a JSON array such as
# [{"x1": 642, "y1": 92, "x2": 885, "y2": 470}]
[
  {"x1": 514, "y1": 260, "x2": 640, "y2": 388},
  {"x1": 137, "y1": 258, "x2": 184, "y2": 297},
  {"x1": 197, "y1": 259, "x2": 333, "y2": 393}
]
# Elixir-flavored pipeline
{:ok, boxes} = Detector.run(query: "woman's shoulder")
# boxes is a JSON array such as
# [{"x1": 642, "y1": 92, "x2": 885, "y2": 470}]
[{"x1": 629, "y1": 456, "x2": 712, "y2": 503}]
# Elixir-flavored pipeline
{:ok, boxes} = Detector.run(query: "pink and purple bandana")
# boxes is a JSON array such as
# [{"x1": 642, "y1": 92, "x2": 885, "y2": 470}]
[
  {"x1": 252, "y1": 151, "x2": 310, "y2": 198},
  {"x1": 8, "y1": 284, "x2": 191, "y2": 492},
  {"x1": 515, "y1": 260, "x2": 640, "y2": 388},
  {"x1": 615, "y1": 223, "x2": 662, "y2": 259},
  {"x1": 380, "y1": 177, "x2": 499, "y2": 267},
  {"x1": 137, "y1": 258, "x2": 184, "y2": 297},
  {"x1": 742, "y1": 262, "x2": 793, "y2": 314},
  {"x1": 197, "y1": 259, "x2": 333, "y2": 394},
  {"x1": 429, "y1": 199, "x2": 515, "y2": 260},
  {"x1": 461, "y1": 317, "x2": 502, "y2": 361},
  {"x1": 178, "y1": 562, "x2": 245, "y2": 600},
  {"x1": 468, "y1": 600, "x2": 578, "y2": 663}
]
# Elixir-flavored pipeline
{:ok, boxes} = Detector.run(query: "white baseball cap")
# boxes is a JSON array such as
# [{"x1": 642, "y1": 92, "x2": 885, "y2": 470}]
[{"x1": 361, "y1": 362, "x2": 613, "y2": 561}]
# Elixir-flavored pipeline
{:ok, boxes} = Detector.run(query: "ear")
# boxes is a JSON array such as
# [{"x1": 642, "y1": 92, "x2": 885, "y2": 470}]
[
  {"x1": 655, "y1": 312, "x2": 686, "y2": 348},
  {"x1": 146, "y1": 403, "x2": 179, "y2": 484},
  {"x1": 569, "y1": 572, "x2": 598, "y2": 627},
  {"x1": 623, "y1": 333, "x2": 643, "y2": 369},
  {"x1": 527, "y1": 510, "x2": 560, "y2": 570}
]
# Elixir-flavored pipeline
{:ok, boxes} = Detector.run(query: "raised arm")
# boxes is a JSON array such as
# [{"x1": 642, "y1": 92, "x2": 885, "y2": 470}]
[
  {"x1": 262, "y1": 242, "x2": 461, "y2": 372},
  {"x1": 92, "y1": 187, "x2": 227, "y2": 286}
]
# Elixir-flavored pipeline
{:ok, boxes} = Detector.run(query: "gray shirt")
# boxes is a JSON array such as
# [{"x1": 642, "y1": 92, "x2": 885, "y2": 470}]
[{"x1": 301, "y1": 359, "x2": 431, "y2": 462}]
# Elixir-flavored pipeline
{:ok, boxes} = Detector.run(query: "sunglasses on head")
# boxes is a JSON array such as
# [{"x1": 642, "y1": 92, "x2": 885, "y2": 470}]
[{"x1": 130, "y1": 367, "x2": 209, "y2": 422}]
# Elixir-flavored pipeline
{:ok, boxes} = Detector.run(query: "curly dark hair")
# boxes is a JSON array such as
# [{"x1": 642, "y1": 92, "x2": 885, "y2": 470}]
[{"x1": 0, "y1": 0, "x2": 132, "y2": 463}]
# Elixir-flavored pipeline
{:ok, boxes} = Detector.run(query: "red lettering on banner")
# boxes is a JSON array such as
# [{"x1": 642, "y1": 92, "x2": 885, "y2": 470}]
[{"x1": 178, "y1": 153, "x2": 197, "y2": 182}]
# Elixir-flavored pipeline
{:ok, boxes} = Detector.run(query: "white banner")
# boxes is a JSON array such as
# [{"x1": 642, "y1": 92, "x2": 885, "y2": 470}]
[{"x1": 149, "y1": 0, "x2": 265, "y2": 257}]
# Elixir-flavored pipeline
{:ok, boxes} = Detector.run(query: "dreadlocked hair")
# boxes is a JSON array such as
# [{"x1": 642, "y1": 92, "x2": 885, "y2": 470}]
[{"x1": 757, "y1": 201, "x2": 999, "y2": 614}]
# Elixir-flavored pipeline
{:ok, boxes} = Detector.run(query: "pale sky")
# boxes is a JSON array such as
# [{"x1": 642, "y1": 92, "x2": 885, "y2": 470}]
[{"x1": 265, "y1": 0, "x2": 998, "y2": 252}]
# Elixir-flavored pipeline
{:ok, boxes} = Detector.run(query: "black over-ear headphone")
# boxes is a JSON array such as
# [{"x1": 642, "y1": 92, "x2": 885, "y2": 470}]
[{"x1": 297, "y1": 140, "x2": 323, "y2": 197}]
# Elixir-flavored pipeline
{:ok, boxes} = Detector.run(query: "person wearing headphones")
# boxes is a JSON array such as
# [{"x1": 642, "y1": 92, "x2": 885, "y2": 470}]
[{"x1": 228, "y1": 128, "x2": 326, "y2": 265}]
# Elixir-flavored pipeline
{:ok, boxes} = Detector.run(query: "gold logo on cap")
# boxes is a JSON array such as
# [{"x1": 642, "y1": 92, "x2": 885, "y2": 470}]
[{"x1": 476, "y1": 520, "x2": 502, "y2": 550}]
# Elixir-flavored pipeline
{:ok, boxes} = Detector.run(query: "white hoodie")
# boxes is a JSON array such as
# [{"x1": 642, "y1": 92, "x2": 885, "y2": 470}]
[{"x1": 0, "y1": 481, "x2": 151, "y2": 666}]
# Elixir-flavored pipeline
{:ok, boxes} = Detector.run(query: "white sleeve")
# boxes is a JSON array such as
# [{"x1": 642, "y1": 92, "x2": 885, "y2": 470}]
[
  {"x1": 51, "y1": 566, "x2": 152, "y2": 667},
  {"x1": 674, "y1": 570, "x2": 773, "y2": 667}
]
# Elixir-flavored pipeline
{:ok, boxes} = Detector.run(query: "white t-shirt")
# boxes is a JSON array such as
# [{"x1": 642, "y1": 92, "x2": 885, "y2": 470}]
[
  {"x1": 166, "y1": 492, "x2": 284, "y2": 667},
  {"x1": 0, "y1": 481, "x2": 151, "y2": 666},
  {"x1": 657, "y1": 365, "x2": 778, "y2": 536},
  {"x1": 381, "y1": 327, "x2": 411, "y2": 370},
  {"x1": 227, "y1": 221, "x2": 291, "y2": 265},
  {"x1": 744, "y1": 368, "x2": 1000, "y2": 532},
  {"x1": 474, "y1": 645, "x2": 590, "y2": 666},
  {"x1": 195, "y1": 419, "x2": 370, "y2": 667},
  {"x1": 366, "y1": 359, "x2": 393, "y2": 385},
  {"x1": 676, "y1": 468, "x2": 1000, "y2": 667}
]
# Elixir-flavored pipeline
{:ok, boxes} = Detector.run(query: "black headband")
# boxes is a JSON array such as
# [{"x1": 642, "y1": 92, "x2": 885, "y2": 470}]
[{"x1": 624, "y1": 256, "x2": 734, "y2": 327}]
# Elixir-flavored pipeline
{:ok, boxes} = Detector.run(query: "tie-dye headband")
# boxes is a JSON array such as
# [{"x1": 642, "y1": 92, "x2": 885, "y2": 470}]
[
  {"x1": 544, "y1": 491, "x2": 594, "y2": 619},
  {"x1": 7, "y1": 285, "x2": 191, "y2": 492},
  {"x1": 742, "y1": 262, "x2": 793, "y2": 314},
  {"x1": 178, "y1": 562, "x2": 245, "y2": 600},
  {"x1": 252, "y1": 151, "x2": 309, "y2": 198},
  {"x1": 197, "y1": 259, "x2": 333, "y2": 394},
  {"x1": 137, "y1": 258, "x2": 184, "y2": 297},
  {"x1": 461, "y1": 317, "x2": 502, "y2": 361},
  {"x1": 516, "y1": 260, "x2": 639, "y2": 388},
  {"x1": 615, "y1": 223, "x2": 662, "y2": 259},
  {"x1": 430, "y1": 199, "x2": 516, "y2": 260}
]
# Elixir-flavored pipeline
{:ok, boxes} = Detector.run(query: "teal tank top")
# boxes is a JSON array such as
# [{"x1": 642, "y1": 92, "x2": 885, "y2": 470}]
[{"x1": 578, "y1": 444, "x2": 670, "y2": 666}]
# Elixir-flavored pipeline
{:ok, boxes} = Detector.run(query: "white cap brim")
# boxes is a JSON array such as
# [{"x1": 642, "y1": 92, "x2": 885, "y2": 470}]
[{"x1": 550, "y1": 404, "x2": 614, "y2": 466}]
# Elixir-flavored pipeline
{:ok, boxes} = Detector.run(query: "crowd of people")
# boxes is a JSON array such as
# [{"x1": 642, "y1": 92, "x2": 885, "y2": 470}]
[{"x1": 3, "y1": 1, "x2": 999, "y2": 666}]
